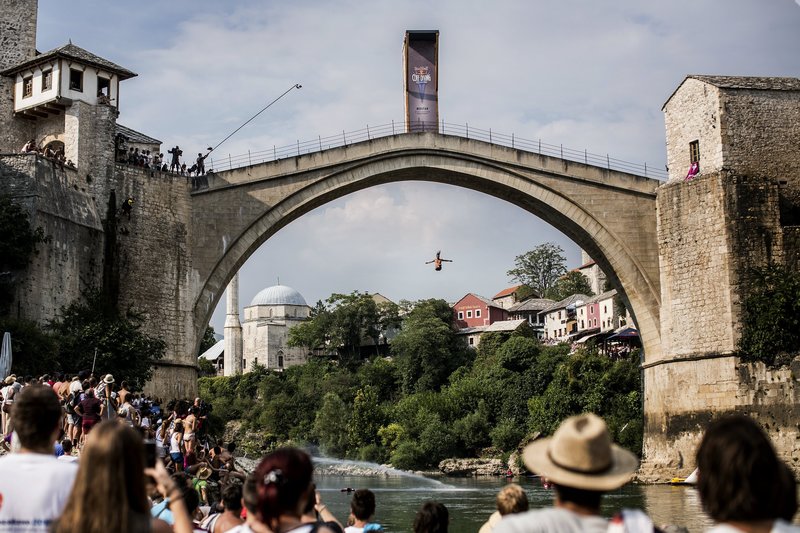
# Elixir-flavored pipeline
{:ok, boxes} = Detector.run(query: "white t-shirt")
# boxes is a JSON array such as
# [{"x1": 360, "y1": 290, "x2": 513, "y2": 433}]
[
  {"x1": 345, "y1": 527, "x2": 364, "y2": 533},
  {"x1": 170, "y1": 433, "x2": 182, "y2": 454},
  {"x1": 56, "y1": 455, "x2": 79, "y2": 464},
  {"x1": 493, "y1": 508, "x2": 609, "y2": 533},
  {"x1": 0, "y1": 452, "x2": 78, "y2": 532},
  {"x1": 708, "y1": 521, "x2": 800, "y2": 533}
]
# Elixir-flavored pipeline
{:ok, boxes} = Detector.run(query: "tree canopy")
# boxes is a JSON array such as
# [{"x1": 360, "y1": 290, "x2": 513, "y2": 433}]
[
  {"x1": 547, "y1": 270, "x2": 595, "y2": 301},
  {"x1": 507, "y1": 243, "x2": 567, "y2": 297}
]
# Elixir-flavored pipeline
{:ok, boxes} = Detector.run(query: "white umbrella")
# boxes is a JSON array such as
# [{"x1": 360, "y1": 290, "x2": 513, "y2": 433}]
[{"x1": 0, "y1": 332, "x2": 11, "y2": 380}]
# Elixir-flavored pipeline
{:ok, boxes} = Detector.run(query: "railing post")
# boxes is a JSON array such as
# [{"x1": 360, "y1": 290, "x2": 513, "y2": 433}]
[
  {"x1": 466, "y1": 123, "x2": 469, "y2": 139},
  {"x1": 319, "y1": 136, "x2": 322, "y2": 152},
  {"x1": 607, "y1": 154, "x2": 610, "y2": 169},
  {"x1": 560, "y1": 144, "x2": 563, "y2": 159},
  {"x1": 538, "y1": 139, "x2": 541, "y2": 154},
  {"x1": 273, "y1": 145, "x2": 276, "y2": 160},
  {"x1": 585, "y1": 149, "x2": 587, "y2": 164},
  {"x1": 343, "y1": 130, "x2": 346, "y2": 146},
  {"x1": 297, "y1": 140, "x2": 300, "y2": 156},
  {"x1": 512, "y1": 133, "x2": 514, "y2": 149},
  {"x1": 248, "y1": 150, "x2": 252, "y2": 167},
  {"x1": 644, "y1": 162, "x2": 647, "y2": 176},
  {"x1": 489, "y1": 128, "x2": 492, "y2": 143},
  {"x1": 392, "y1": 120, "x2": 395, "y2": 135},
  {"x1": 228, "y1": 153, "x2": 232, "y2": 169},
  {"x1": 367, "y1": 124, "x2": 370, "y2": 140}
]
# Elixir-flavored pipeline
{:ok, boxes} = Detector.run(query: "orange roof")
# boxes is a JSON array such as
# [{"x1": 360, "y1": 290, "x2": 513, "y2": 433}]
[{"x1": 492, "y1": 285, "x2": 522, "y2": 299}]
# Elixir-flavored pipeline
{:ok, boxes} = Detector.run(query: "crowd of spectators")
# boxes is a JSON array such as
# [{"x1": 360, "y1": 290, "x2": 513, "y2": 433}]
[
  {"x1": 115, "y1": 134, "x2": 213, "y2": 178},
  {"x1": 0, "y1": 371, "x2": 796, "y2": 533},
  {"x1": 19, "y1": 138, "x2": 75, "y2": 169}
]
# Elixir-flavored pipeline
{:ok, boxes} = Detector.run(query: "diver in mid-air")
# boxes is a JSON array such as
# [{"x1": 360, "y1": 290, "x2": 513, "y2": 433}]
[{"x1": 426, "y1": 250, "x2": 453, "y2": 271}]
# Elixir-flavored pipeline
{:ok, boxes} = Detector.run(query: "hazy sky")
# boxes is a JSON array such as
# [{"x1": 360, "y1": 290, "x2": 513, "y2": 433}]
[{"x1": 36, "y1": 0, "x2": 800, "y2": 332}]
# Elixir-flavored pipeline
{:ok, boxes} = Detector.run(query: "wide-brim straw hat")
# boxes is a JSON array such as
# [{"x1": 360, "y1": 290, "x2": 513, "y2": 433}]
[
  {"x1": 3, "y1": 376, "x2": 15, "y2": 385},
  {"x1": 103, "y1": 374, "x2": 115, "y2": 384},
  {"x1": 522, "y1": 413, "x2": 638, "y2": 491},
  {"x1": 196, "y1": 465, "x2": 213, "y2": 480}
]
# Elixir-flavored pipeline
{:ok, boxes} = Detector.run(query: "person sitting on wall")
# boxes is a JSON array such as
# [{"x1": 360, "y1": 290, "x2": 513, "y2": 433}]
[
  {"x1": 685, "y1": 161, "x2": 699, "y2": 180},
  {"x1": 21, "y1": 139, "x2": 36, "y2": 153}
]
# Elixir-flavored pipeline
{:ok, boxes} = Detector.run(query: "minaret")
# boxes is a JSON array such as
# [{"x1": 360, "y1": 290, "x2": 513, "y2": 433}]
[{"x1": 223, "y1": 273, "x2": 243, "y2": 376}]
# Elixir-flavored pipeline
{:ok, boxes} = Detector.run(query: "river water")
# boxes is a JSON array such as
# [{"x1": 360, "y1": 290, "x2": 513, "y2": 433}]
[{"x1": 313, "y1": 474, "x2": 714, "y2": 533}]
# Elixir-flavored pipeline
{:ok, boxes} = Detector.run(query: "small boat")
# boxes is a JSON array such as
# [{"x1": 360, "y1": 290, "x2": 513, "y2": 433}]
[{"x1": 670, "y1": 468, "x2": 698, "y2": 485}]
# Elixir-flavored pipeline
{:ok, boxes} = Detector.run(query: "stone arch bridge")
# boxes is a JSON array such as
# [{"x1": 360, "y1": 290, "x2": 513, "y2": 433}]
[{"x1": 190, "y1": 132, "x2": 663, "y2": 360}]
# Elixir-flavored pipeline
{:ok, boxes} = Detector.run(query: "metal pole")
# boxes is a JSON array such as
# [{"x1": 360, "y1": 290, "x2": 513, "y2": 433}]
[
  {"x1": 560, "y1": 144, "x2": 563, "y2": 159},
  {"x1": 441, "y1": 119, "x2": 444, "y2": 134},
  {"x1": 644, "y1": 162, "x2": 647, "y2": 176},
  {"x1": 466, "y1": 123, "x2": 469, "y2": 139},
  {"x1": 248, "y1": 150, "x2": 252, "y2": 167},
  {"x1": 585, "y1": 149, "x2": 587, "y2": 164},
  {"x1": 367, "y1": 124, "x2": 370, "y2": 140},
  {"x1": 607, "y1": 154, "x2": 610, "y2": 169},
  {"x1": 319, "y1": 136, "x2": 322, "y2": 152},
  {"x1": 91, "y1": 347, "x2": 98, "y2": 374},
  {"x1": 392, "y1": 120, "x2": 395, "y2": 135},
  {"x1": 229, "y1": 153, "x2": 232, "y2": 169},
  {"x1": 512, "y1": 133, "x2": 514, "y2": 149},
  {"x1": 538, "y1": 139, "x2": 541, "y2": 153},
  {"x1": 489, "y1": 128, "x2": 492, "y2": 143},
  {"x1": 273, "y1": 145, "x2": 276, "y2": 160},
  {"x1": 297, "y1": 140, "x2": 300, "y2": 156},
  {"x1": 343, "y1": 130, "x2": 346, "y2": 146}
]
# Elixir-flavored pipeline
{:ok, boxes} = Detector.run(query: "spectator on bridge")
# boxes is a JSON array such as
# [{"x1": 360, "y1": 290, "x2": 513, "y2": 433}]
[
  {"x1": 494, "y1": 413, "x2": 639, "y2": 533},
  {"x1": 479, "y1": 484, "x2": 529, "y2": 533},
  {"x1": 0, "y1": 385, "x2": 78, "y2": 531},
  {"x1": 696, "y1": 415, "x2": 800, "y2": 533},
  {"x1": 196, "y1": 148, "x2": 212, "y2": 175},
  {"x1": 169, "y1": 145, "x2": 183, "y2": 172}
]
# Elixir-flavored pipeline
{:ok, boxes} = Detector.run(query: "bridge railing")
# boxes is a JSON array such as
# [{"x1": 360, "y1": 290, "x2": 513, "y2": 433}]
[{"x1": 206, "y1": 120, "x2": 668, "y2": 180}]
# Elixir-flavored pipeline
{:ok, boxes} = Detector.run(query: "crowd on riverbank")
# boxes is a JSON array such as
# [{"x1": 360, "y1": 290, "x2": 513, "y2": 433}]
[{"x1": 0, "y1": 371, "x2": 797, "y2": 532}]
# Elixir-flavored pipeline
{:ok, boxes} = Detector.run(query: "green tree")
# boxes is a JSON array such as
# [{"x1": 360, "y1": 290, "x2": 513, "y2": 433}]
[
  {"x1": 198, "y1": 326, "x2": 218, "y2": 356},
  {"x1": 507, "y1": 243, "x2": 567, "y2": 297},
  {"x1": 391, "y1": 299, "x2": 469, "y2": 394},
  {"x1": 0, "y1": 317, "x2": 58, "y2": 376},
  {"x1": 547, "y1": 270, "x2": 595, "y2": 301},
  {"x1": 349, "y1": 385, "x2": 384, "y2": 452},
  {"x1": 0, "y1": 195, "x2": 47, "y2": 314},
  {"x1": 198, "y1": 357, "x2": 217, "y2": 377},
  {"x1": 49, "y1": 290, "x2": 166, "y2": 390},
  {"x1": 313, "y1": 392, "x2": 351, "y2": 456},
  {"x1": 738, "y1": 265, "x2": 800, "y2": 366}
]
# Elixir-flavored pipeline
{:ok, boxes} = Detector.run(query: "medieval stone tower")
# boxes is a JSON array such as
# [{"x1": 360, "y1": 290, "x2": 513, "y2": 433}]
[
  {"x1": 1, "y1": 1, "x2": 199, "y2": 399},
  {"x1": 644, "y1": 75, "x2": 800, "y2": 477}
]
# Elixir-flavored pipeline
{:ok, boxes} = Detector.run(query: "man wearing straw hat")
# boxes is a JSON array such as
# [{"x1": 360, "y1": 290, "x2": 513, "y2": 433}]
[{"x1": 494, "y1": 413, "x2": 639, "y2": 533}]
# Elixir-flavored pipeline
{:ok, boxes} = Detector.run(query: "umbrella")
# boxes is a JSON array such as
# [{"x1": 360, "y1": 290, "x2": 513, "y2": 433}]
[
  {"x1": 606, "y1": 327, "x2": 640, "y2": 341},
  {"x1": 0, "y1": 332, "x2": 11, "y2": 380}
]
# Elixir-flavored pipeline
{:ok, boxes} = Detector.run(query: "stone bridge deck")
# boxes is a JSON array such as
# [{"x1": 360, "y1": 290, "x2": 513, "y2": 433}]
[{"x1": 190, "y1": 132, "x2": 664, "y2": 359}]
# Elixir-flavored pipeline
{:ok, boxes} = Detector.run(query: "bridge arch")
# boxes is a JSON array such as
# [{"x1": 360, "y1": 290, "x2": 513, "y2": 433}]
[{"x1": 191, "y1": 133, "x2": 662, "y2": 359}]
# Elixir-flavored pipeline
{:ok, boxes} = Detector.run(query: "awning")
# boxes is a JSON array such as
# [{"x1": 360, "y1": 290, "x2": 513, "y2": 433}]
[
  {"x1": 576, "y1": 331, "x2": 608, "y2": 344},
  {"x1": 606, "y1": 327, "x2": 639, "y2": 341}
]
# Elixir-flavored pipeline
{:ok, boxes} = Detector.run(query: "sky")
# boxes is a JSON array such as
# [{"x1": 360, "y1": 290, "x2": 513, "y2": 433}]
[{"x1": 35, "y1": 0, "x2": 800, "y2": 332}]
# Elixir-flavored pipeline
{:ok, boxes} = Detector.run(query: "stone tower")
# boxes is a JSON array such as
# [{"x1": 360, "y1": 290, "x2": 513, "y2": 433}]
[
  {"x1": 643, "y1": 75, "x2": 800, "y2": 480},
  {"x1": 224, "y1": 273, "x2": 243, "y2": 375},
  {"x1": 0, "y1": 0, "x2": 38, "y2": 151}
]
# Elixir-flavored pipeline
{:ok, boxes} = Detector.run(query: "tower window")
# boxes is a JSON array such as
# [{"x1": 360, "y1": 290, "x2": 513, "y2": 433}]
[
  {"x1": 97, "y1": 77, "x2": 110, "y2": 97},
  {"x1": 23, "y1": 76, "x2": 33, "y2": 98},
  {"x1": 278, "y1": 355, "x2": 284, "y2": 368},
  {"x1": 42, "y1": 70, "x2": 52, "y2": 91},
  {"x1": 689, "y1": 140, "x2": 700, "y2": 164},
  {"x1": 69, "y1": 69, "x2": 83, "y2": 91}
]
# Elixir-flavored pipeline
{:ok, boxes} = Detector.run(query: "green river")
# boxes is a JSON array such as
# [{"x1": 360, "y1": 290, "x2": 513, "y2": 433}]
[{"x1": 313, "y1": 474, "x2": 715, "y2": 533}]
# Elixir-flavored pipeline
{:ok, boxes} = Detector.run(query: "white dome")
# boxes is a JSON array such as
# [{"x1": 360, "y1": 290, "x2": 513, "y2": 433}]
[{"x1": 249, "y1": 285, "x2": 307, "y2": 307}]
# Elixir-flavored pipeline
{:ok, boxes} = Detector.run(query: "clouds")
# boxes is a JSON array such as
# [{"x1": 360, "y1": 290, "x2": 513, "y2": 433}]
[{"x1": 34, "y1": 0, "x2": 800, "y2": 331}]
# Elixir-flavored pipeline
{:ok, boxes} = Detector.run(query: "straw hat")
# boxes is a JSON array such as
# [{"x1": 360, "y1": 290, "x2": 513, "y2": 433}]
[
  {"x1": 103, "y1": 374, "x2": 115, "y2": 385},
  {"x1": 3, "y1": 376, "x2": 15, "y2": 385},
  {"x1": 196, "y1": 465, "x2": 213, "y2": 480},
  {"x1": 522, "y1": 413, "x2": 638, "y2": 491}
]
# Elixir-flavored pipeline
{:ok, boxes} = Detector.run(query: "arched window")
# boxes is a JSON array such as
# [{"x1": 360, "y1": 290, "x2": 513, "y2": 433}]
[{"x1": 277, "y1": 352, "x2": 284, "y2": 368}]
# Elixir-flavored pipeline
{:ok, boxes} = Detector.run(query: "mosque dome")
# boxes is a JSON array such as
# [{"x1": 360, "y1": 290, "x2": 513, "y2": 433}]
[{"x1": 249, "y1": 285, "x2": 308, "y2": 307}]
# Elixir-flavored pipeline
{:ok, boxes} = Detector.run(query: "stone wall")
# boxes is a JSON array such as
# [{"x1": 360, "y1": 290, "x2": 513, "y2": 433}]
[
  {"x1": 656, "y1": 173, "x2": 736, "y2": 359},
  {"x1": 110, "y1": 165, "x2": 198, "y2": 399},
  {"x1": 0, "y1": 0, "x2": 37, "y2": 153},
  {"x1": 1, "y1": 154, "x2": 103, "y2": 323},
  {"x1": 663, "y1": 78, "x2": 723, "y2": 182},
  {"x1": 641, "y1": 356, "x2": 800, "y2": 481}
]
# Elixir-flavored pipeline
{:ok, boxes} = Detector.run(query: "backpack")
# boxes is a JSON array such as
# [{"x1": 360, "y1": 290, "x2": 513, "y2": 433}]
[{"x1": 64, "y1": 393, "x2": 76, "y2": 415}]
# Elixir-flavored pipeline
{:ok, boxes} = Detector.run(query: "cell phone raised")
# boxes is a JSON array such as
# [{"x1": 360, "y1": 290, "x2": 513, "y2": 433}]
[{"x1": 144, "y1": 439, "x2": 157, "y2": 468}]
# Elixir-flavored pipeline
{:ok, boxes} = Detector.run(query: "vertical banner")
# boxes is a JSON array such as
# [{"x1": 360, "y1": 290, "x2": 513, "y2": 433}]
[{"x1": 404, "y1": 30, "x2": 439, "y2": 133}]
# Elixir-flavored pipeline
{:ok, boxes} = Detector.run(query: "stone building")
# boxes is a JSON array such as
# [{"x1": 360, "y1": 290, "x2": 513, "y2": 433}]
[{"x1": 223, "y1": 282, "x2": 312, "y2": 374}]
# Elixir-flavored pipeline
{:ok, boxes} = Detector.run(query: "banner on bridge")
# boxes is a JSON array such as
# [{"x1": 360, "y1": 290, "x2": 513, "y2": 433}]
[{"x1": 404, "y1": 30, "x2": 439, "y2": 133}]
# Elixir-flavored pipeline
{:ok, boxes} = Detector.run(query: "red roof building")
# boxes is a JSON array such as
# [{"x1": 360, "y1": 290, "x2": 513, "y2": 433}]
[{"x1": 453, "y1": 293, "x2": 508, "y2": 329}]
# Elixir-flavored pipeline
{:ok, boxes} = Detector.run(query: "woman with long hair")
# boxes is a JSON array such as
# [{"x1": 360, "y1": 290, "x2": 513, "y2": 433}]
[
  {"x1": 251, "y1": 447, "x2": 338, "y2": 533},
  {"x1": 53, "y1": 420, "x2": 193, "y2": 533},
  {"x1": 697, "y1": 415, "x2": 799, "y2": 532}
]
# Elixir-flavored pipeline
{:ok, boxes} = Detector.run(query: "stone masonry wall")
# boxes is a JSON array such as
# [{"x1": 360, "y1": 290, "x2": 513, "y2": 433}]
[
  {"x1": 719, "y1": 88, "x2": 800, "y2": 220},
  {"x1": 1, "y1": 154, "x2": 103, "y2": 323},
  {"x1": 0, "y1": 0, "x2": 37, "y2": 153},
  {"x1": 111, "y1": 165, "x2": 198, "y2": 399},
  {"x1": 641, "y1": 356, "x2": 800, "y2": 481},
  {"x1": 663, "y1": 78, "x2": 723, "y2": 182},
  {"x1": 656, "y1": 173, "x2": 736, "y2": 358}
]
